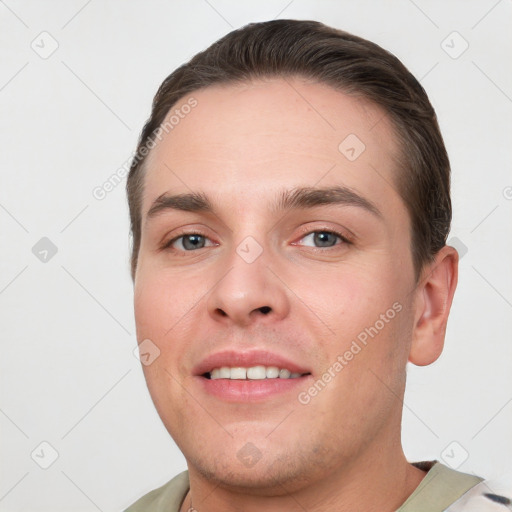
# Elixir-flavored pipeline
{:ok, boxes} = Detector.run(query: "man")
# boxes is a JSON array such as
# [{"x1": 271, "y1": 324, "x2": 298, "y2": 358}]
[{"x1": 124, "y1": 19, "x2": 484, "y2": 511}]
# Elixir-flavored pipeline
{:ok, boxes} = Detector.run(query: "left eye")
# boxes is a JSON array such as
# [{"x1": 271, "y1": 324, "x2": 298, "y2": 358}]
[{"x1": 298, "y1": 231, "x2": 343, "y2": 248}]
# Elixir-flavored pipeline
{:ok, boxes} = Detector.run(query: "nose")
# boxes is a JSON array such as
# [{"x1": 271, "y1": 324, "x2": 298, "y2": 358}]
[{"x1": 206, "y1": 245, "x2": 290, "y2": 327}]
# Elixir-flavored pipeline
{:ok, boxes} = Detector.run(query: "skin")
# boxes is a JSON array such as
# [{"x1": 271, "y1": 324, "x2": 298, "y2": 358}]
[{"x1": 133, "y1": 78, "x2": 458, "y2": 512}]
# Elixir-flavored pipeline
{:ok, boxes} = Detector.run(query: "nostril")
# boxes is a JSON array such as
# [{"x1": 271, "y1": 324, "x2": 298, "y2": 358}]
[{"x1": 259, "y1": 306, "x2": 271, "y2": 314}]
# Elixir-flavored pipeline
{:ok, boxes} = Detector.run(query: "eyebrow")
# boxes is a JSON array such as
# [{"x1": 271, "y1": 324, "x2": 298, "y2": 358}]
[
  {"x1": 273, "y1": 186, "x2": 382, "y2": 217},
  {"x1": 147, "y1": 191, "x2": 212, "y2": 220},
  {"x1": 145, "y1": 185, "x2": 382, "y2": 222}
]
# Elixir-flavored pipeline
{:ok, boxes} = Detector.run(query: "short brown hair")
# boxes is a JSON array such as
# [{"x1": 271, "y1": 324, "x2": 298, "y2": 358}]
[{"x1": 126, "y1": 19, "x2": 451, "y2": 281}]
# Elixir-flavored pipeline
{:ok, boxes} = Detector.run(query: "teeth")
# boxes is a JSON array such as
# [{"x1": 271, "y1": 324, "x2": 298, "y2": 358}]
[
  {"x1": 219, "y1": 367, "x2": 231, "y2": 378},
  {"x1": 279, "y1": 368, "x2": 291, "y2": 379},
  {"x1": 266, "y1": 366, "x2": 279, "y2": 378},
  {"x1": 208, "y1": 365, "x2": 306, "y2": 380},
  {"x1": 230, "y1": 367, "x2": 247, "y2": 379},
  {"x1": 247, "y1": 366, "x2": 266, "y2": 379}
]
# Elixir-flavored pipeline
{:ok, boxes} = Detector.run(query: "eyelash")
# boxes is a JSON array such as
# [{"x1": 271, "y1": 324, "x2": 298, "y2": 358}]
[
  {"x1": 161, "y1": 231, "x2": 213, "y2": 252},
  {"x1": 293, "y1": 228, "x2": 351, "y2": 250},
  {"x1": 162, "y1": 228, "x2": 351, "y2": 252}
]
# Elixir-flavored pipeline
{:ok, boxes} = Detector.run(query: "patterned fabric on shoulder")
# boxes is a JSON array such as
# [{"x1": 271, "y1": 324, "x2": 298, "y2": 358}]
[{"x1": 444, "y1": 472, "x2": 512, "y2": 511}]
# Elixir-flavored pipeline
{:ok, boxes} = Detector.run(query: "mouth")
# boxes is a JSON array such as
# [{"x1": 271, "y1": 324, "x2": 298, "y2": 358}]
[
  {"x1": 194, "y1": 350, "x2": 313, "y2": 402},
  {"x1": 202, "y1": 365, "x2": 311, "y2": 380}
]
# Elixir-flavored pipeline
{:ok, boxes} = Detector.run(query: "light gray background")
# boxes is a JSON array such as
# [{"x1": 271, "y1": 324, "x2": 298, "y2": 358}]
[{"x1": 1, "y1": 1, "x2": 511, "y2": 510}]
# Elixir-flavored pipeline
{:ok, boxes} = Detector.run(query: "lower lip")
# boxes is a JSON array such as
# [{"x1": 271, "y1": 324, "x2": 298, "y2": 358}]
[{"x1": 197, "y1": 376, "x2": 312, "y2": 402}]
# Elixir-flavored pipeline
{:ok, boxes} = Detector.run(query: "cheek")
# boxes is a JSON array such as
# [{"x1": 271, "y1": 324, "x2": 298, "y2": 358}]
[
  {"x1": 133, "y1": 270, "x2": 198, "y2": 436},
  {"x1": 292, "y1": 261, "x2": 395, "y2": 336},
  {"x1": 133, "y1": 271, "x2": 191, "y2": 400},
  {"x1": 298, "y1": 304, "x2": 412, "y2": 439},
  {"x1": 292, "y1": 260, "x2": 411, "y2": 394},
  {"x1": 134, "y1": 264, "x2": 200, "y2": 340}
]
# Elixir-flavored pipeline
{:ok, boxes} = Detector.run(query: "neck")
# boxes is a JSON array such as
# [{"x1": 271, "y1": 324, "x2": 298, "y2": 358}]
[{"x1": 181, "y1": 442, "x2": 427, "y2": 512}]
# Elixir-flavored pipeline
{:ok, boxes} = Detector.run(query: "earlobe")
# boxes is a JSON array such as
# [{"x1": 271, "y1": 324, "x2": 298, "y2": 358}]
[{"x1": 408, "y1": 246, "x2": 459, "y2": 366}]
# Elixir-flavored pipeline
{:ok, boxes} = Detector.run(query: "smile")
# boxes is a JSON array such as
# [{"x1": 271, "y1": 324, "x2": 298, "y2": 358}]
[{"x1": 206, "y1": 365, "x2": 310, "y2": 380}]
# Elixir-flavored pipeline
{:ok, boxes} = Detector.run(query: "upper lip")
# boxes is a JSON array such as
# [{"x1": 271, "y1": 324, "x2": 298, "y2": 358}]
[{"x1": 193, "y1": 349, "x2": 311, "y2": 376}]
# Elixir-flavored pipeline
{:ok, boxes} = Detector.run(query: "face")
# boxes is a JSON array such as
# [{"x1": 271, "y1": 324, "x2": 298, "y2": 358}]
[{"x1": 134, "y1": 78, "x2": 418, "y2": 492}]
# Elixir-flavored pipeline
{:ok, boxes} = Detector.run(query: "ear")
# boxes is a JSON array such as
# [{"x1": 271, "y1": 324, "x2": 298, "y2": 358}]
[{"x1": 408, "y1": 245, "x2": 459, "y2": 366}]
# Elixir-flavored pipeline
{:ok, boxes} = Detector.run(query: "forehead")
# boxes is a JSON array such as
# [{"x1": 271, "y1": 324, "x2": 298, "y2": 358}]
[{"x1": 141, "y1": 78, "x2": 404, "y2": 219}]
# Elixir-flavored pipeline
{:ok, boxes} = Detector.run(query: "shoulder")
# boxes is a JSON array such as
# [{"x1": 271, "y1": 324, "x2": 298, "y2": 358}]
[
  {"x1": 420, "y1": 460, "x2": 484, "y2": 488},
  {"x1": 445, "y1": 470, "x2": 512, "y2": 511},
  {"x1": 398, "y1": 460, "x2": 484, "y2": 512},
  {"x1": 123, "y1": 471, "x2": 190, "y2": 512}
]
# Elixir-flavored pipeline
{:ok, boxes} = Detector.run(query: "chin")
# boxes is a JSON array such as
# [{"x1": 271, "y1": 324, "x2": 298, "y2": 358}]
[{"x1": 187, "y1": 444, "x2": 329, "y2": 495}]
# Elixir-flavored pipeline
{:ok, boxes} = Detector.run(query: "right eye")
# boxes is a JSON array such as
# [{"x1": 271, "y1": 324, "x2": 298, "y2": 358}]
[{"x1": 165, "y1": 233, "x2": 215, "y2": 251}]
